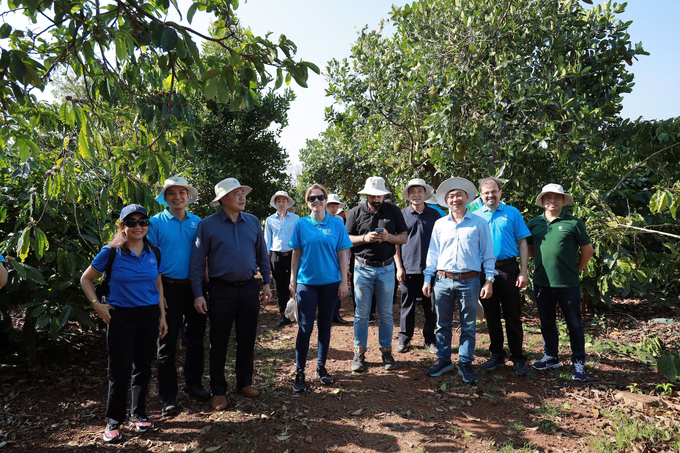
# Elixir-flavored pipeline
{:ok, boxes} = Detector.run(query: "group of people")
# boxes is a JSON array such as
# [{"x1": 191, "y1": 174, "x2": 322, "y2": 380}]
[{"x1": 75, "y1": 173, "x2": 594, "y2": 443}]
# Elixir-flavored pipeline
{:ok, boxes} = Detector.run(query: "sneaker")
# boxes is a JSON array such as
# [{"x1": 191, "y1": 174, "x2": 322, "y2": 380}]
[
  {"x1": 103, "y1": 422, "x2": 123, "y2": 443},
  {"x1": 381, "y1": 347, "x2": 396, "y2": 370},
  {"x1": 512, "y1": 360, "x2": 529, "y2": 377},
  {"x1": 427, "y1": 343, "x2": 438, "y2": 354},
  {"x1": 481, "y1": 355, "x2": 506, "y2": 371},
  {"x1": 369, "y1": 313, "x2": 376, "y2": 323},
  {"x1": 184, "y1": 384, "x2": 210, "y2": 401},
  {"x1": 395, "y1": 341, "x2": 409, "y2": 353},
  {"x1": 293, "y1": 369, "x2": 306, "y2": 392},
  {"x1": 129, "y1": 416, "x2": 154, "y2": 433},
  {"x1": 572, "y1": 361, "x2": 587, "y2": 381},
  {"x1": 277, "y1": 316, "x2": 293, "y2": 328},
  {"x1": 316, "y1": 365, "x2": 334, "y2": 385},
  {"x1": 426, "y1": 358, "x2": 455, "y2": 377},
  {"x1": 351, "y1": 347, "x2": 366, "y2": 372},
  {"x1": 458, "y1": 362, "x2": 478, "y2": 383},
  {"x1": 532, "y1": 355, "x2": 562, "y2": 370},
  {"x1": 161, "y1": 399, "x2": 178, "y2": 417}
]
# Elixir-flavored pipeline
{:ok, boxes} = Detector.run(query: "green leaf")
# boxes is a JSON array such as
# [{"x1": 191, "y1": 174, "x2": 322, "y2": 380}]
[
  {"x1": 161, "y1": 28, "x2": 179, "y2": 52},
  {"x1": 440, "y1": 383, "x2": 446, "y2": 391},
  {"x1": 276, "y1": 436, "x2": 290, "y2": 441},
  {"x1": 201, "y1": 68, "x2": 222, "y2": 82},
  {"x1": 33, "y1": 227, "x2": 49, "y2": 259},
  {"x1": 187, "y1": 2, "x2": 199, "y2": 24},
  {"x1": 78, "y1": 123, "x2": 92, "y2": 159},
  {"x1": 204, "y1": 447, "x2": 221, "y2": 452},
  {"x1": 57, "y1": 305, "x2": 73, "y2": 328},
  {"x1": 657, "y1": 352, "x2": 678, "y2": 382},
  {"x1": 0, "y1": 23, "x2": 11, "y2": 39},
  {"x1": 303, "y1": 61, "x2": 320, "y2": 74},
  {"x1": 649, "y1": 190, "x2": 671, "y2": 214},
  {"x1": 351, "y1": 408, "x2": 363, "y2": 415},
  {"x1": 115, "y1": 38, "x2": 127, "y2": 60},
  {"x1": 205, "y1": 78, "x2": 219, "y2": 100},
  {"x1": 274, "y1": 68, "x2": 283, "y2": 90},
  {"x1": 59, "y1": 103, "x2": 73, "y2": 126},
  {"x1": 17, "y1": 226, "x2": 31, "y2": 262},
  {"x1": 10, "y1": 259, "x2": 27, "y2": 279}
]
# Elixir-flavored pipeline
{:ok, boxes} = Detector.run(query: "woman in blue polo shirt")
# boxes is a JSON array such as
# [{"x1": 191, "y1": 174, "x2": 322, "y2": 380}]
[
  {"x1": 80, "y1": 204, "x2": 167, "y2": 443},
  {"x1": 289, "y1": 184, "x2": 353, "y2": 392}
]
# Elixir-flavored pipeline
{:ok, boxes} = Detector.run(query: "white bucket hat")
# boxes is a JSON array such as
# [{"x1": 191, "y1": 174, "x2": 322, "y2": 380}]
[
  {"x1": 210, "y1": 178, "x2": 252, "y2": 207},
  {"x1": 358, "y1": 176, "x2": 391, "y2": 196},
  {"x1": 155, "y1": 176, "x2": 199, "y2": 206},
  {"x1": 401, "y1": 178, "x2": 434, "y2": 201},
  {"x1": 270, "y1": 190, "x2": 295, "y2": 210},
  {"x1": 425, "y1": 191, "x2": 439, "y2": 205},
  {"x1": 326, "y1": 193, "x2": 346, "y2": 208},
  {"x1": 535, "y1": 183, "x2": 573, "y2": 207},
  {"x1": 435, "y1": 177, "x2": 477, "y2": 207}
]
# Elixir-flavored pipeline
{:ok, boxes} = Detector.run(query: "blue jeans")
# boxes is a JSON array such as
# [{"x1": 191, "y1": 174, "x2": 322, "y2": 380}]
[
  {"x1": 353, "y1": 261, "x2": 395, "y2": 349},
  {"x1": 533, "y1": 285, "x2": 586, "y2": 363},
  {"x1": 295, "y1": 282, "x2": 340, "y2": 371},
  {"x1": 432, "y1": 274, "x2": 480, "y2": 364}
]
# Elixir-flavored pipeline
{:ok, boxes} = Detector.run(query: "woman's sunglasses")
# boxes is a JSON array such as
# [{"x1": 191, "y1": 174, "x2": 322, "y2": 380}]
[
  {"x1": 307, "y1": 195, "x2": 326, "y2": 202},
  {"x1": 123, "y1": 218, "x2": 151, "y2": 227}
]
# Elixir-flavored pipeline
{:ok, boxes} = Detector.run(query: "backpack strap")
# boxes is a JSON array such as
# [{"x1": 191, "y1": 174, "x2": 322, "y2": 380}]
[{"x1": 102, "y1": 246, "x2": 117, "y2": 282}]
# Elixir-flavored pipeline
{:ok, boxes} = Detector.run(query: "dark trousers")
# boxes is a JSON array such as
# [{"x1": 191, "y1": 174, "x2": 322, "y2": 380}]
[
  {"x1": 534, "y1": 285, "x2": 586, "y2": 363},
  {"x1": 398, "y1": 274, "x2": 436, "y2": 345},
  {"x1": 271, "y1": 252, "x2": 292, "y2": 314},
  {"x1": 106, "y1": 305, "x2": 159, "y2": 424},
  {"x1": 296, "y1": 282, "x2": 340, "y2": 371},
  {"x1": 157, "y1": 281, "x2": 207, "y2": 402},
  {"x1": 480, "y1": 261, "x2": 526, "y2": 361},
  {"x1": 208, "y1": 279, "x2": 260, "y2": 395}
]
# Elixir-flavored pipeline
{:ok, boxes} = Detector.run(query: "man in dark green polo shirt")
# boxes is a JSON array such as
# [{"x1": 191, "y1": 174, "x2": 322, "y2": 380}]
[{"x1": 527, "y1": 184, "x2": 594, "y2": 381}]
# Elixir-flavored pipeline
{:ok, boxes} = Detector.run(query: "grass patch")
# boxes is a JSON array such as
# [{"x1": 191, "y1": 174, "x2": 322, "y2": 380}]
[
  {"x1": 497, "y1": 441, "x2": 539, "y2": 453},
  {"x1": 533, "y1": 400, "x2": 563, "y2": 433},
  {"x1": 586, "y1": 410, "x2": 680, "y2": 452}
]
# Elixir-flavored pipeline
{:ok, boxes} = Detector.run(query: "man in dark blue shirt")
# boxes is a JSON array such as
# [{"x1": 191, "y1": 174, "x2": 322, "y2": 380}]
[
  {"x1": 190, "y1": 178, "x2": 272, "y2": 411},
  {"x1": 394, "y1": 179, "x2": 440, "y2": 354}
]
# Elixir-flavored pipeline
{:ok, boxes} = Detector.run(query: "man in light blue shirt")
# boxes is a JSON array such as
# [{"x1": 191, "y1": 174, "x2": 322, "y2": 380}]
[
  {"x1": 264, "y1": 191, "x2": 300, "y2": 328},
  {"x1": 148, "y1": 176, "x2": 208, "y2": 416},
  {"x1": 422, "y1": 177, "x2": 496, "y2": 383},
  {"x1": 472, "y1": 177, "x2": 531, "y2": 376}
]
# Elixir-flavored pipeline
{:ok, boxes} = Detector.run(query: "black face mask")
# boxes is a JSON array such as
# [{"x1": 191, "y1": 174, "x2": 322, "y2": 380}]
[{"x1": 370, "y1": 201, "x2": 382, "y2": 210}]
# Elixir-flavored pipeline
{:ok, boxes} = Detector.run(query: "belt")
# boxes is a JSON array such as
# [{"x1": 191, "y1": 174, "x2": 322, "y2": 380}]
[
  {"x1": 214, "y1": 277, "x2": 254, "y2": 287},
  {"x1": 495, "y1": 257, "x2": 517, "y2": 268},
  {"x1": 437, "y1": 270, "x2": 480, "y2": 280},
  {"x1": 272, "y1": 251, "x2": 291, "y2": 256},
  {"x1": 162, "y1": 277, "x2": 191, "y2": 285},
  {"x1": 356, "y1": 256, "x2": 394, "y2": 267}
]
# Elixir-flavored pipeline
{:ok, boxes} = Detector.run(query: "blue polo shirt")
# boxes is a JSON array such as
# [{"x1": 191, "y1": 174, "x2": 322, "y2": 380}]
[
  {"x1": 472, "y1": 202, "x2": 531, "y2": 260},
  {"x1": 147, "y1": 209, "x2": 201, "y2": 279},
  {"x1": 0, "y1": 255, "x2": 4, "y2": 262},
  {"x1": 400, "y1": 205, "x2": 441, "y2": 274},
  {"x1": 91, "y1": 245, "x2": 164, "y2": 308},
  {"x1": 289, "y1": 213, "x2": 353, "y2": 285}
]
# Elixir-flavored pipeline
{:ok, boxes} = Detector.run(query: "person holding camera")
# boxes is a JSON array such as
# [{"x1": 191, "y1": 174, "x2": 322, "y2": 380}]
[{"x1": 345, "y1": 177, "x2": 407, "y2": 372}]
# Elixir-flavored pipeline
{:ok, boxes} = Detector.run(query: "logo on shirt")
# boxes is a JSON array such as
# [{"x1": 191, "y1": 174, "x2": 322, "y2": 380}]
[
  {"x1": 191, "y1": 221, "x2": 197, "y2": 228},
  {"x1": 149, "y1": 257, "x2": 156, "y2": 264},
  {"x1": 558, "y1": 226, "x2": 563, "y2": 231},
  {"x1": 322, "y1": 228, "x2": 332, "y2": 235}
]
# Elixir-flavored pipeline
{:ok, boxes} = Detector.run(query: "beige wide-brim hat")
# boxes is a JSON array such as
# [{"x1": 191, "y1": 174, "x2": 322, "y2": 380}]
[
  {"x1": 435, "y1": 177, "x2": 477, "y2": 207},
  {"x1": 155, "y1": 176, "x2": 199, "y2": 207},
  {"x1": 210, "y1": 178, "x2": 252, "y2": 207},
  {"x1": 535, "y1": 183, "x2": 573, "y2": 207},
  {"x1": 326, "y1": 193, "x2": 346, "y2": 208},
  {"x1": 401, "y1": 178, "x2": 434, "y2": 201},
  {"x1": 270, "y1": 190, "x2": 295, "y2": 210},
  {"x1": 358, "y1": 176, "x2": 391, "y2": 196}
]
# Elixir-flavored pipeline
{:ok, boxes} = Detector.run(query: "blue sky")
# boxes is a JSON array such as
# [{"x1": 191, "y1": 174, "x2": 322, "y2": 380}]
[{"x1": 230, "y1": 0, "x2": 680, "y2": 172}]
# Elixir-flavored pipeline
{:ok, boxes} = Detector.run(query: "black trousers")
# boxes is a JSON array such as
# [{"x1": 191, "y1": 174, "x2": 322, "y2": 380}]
[
  {"x1": 208, "y1": 278, "x2": 260, "y2": 396},
  {"x1": 106, "y1": 304, "x2": 159, "y2": 424},
  {"x1": 398, "y1": 274, "x2": 436, "y2": 345},
  {"x1": 480, "y1": 260, "x2": 526, "y2": 361},
  {"x1": 270, "y1": 251, "x2": 292, "y2": 314},
  {"x1": 157, "y1": 281, "x2": 207, "y2": 402}
]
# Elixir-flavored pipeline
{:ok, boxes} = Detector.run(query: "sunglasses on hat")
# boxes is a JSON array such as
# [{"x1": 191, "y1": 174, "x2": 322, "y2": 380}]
[{"x1": 123, "y1": 218, "x2": 151, "y2": 227}]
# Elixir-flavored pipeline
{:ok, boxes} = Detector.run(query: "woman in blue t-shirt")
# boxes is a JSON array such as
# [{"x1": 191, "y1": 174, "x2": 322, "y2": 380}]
[
  {"x1": 289, "y1": 184, "x2": 353, "y2": 392},
  {"x1": 80, "y1": 204, "x2": 167, "y2": 443}
]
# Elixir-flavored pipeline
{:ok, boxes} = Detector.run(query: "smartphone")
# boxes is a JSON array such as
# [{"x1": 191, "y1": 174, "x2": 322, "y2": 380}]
[{"x1": 375, "y1": 227, "x2": 385, "y2": 233}]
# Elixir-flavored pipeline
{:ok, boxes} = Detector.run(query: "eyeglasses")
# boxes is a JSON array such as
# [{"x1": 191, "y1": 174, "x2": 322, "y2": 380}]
[
  {"x1": 307, "y1": 195, "x2": 326, "y2": 202},
  {"x1": 123, "y1": 218, "x2": 151, "y2": 227}
]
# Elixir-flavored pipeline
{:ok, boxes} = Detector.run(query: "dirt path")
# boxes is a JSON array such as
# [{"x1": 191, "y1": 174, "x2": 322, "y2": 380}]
[{"x1": 1, "y1": 294, "x2": 679, "y2": 452}]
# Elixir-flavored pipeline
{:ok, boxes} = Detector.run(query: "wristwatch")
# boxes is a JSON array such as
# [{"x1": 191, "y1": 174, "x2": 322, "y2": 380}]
[
  {"x1": 486, "y1": 277, "x2": 495, "y2": 283},
  {"x1": 90, "y1": 298, "x2": 100, "y2": 306}
]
